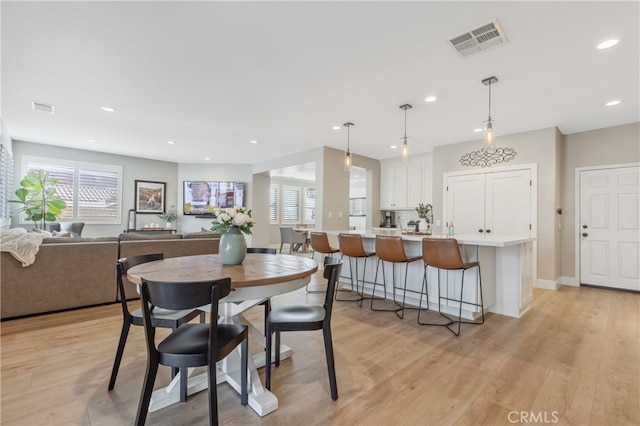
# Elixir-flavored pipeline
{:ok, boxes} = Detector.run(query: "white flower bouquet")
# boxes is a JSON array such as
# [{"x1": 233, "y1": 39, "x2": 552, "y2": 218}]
[{"x1": 210, "y1": 206, "x2": 254, "y2": 235}]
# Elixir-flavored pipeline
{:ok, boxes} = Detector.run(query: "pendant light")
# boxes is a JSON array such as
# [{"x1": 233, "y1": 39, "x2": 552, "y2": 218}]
[
  {"x1": 399, "y1": 104, "x2": 412, "y2": 160},
  {"x1": 481, "y1": 76, "x2": 498, "y2": 147},
  {"x1": 343, "y1": 122, "x2": 354, "y2": 171}
]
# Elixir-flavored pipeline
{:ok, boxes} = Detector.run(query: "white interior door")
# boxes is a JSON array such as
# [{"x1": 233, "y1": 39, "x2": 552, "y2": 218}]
[
  {"x1": 485, "y1": 169, "x2": 532, "y2": 236},
  {"x1": 580, "y1": 166, "x2": 640, "y2": 291}
]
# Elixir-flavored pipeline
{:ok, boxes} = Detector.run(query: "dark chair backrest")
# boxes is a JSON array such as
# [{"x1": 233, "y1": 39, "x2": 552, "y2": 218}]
[
  {"x1": 421, "y1": 238, "x2": 465, "y2": 270},
  {"x1": 310, "y1": 232, "x2": 332, "y2": 253},
  {"x1": 322, "y1": 257, "x2": 343, "y2": 324},
  {"x1": 139, "y1": 277, "x2": 231, "y2": 362},
  {"x1": 375, "y1": 235, "x2": 409, "y2": 262},
  {"x1": 140, "y1": 277, "x2": 231, "y2": 312},
  {"x1": 116, "y1": 253, "x2": 164, "y2": 310},
  {"x1": 247, "y1": 247, "x2": 277, "y2": 254},
  {"x1": 338, "y1": 233, "x2": 367, "y2": 257}
]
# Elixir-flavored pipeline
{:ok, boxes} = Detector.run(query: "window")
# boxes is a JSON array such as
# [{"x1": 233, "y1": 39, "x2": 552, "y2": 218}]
[
  {"x1": 269, "y1": 185, "x2": 279, "y2": 223},
  {"x1": 349, "y1": 197, "x2": 366, "y2": 216},
  {"x1": 303, "y1": 187, "x2": 315, "y2": 222},
  {"x1": 282, "y1": 186, "x2": 300, "y2": 222},
  {"x1": 22, "y1": 156, "x2": 122, "y2": 224}
]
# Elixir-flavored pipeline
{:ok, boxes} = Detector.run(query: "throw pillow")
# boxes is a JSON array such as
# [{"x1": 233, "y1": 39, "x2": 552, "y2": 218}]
[
  {"x1": 52, "y1": 230, "x2": 71, "y2": 238},
  {"x1": 6, "y1": 227, "x2": 27, "y2": 234}
]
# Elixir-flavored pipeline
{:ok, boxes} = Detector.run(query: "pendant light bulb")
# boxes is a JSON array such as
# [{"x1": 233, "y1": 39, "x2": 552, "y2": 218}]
[
  {"x1": 399, "y1": 104, "x2": 412, "y2": 161},
  {"x1": 481, "y1": 76, "x2": 498, "y2": 149},
  {"x1": 343, "y1": 122, "x2": 354, "y2": 172},
  {"x1": 485, "y1": 120, "x2": 494, "y2": 147},
  {"x1": 401, "y1": 140, "x2": 408, "y2": 160}
]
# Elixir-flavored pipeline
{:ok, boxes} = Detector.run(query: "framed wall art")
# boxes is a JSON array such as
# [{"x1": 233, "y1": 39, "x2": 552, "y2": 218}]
[{"x1": 135, "y1": 180, "x2": 166, "y2": 214}]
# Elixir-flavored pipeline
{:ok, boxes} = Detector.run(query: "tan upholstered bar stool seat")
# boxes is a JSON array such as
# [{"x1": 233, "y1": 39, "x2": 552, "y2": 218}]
[
  {"x1": 310, "y1": 232, "x2": 340, "y2": 262},
  {"x1": 418, "y1": 238, "x2": 484, "y2": 336},
  {"x1": 337, "y1": 233, "x2": 375, "y2": 307},
  {"x1": 371, "y1": 235, "x2": 421, "y2": 319},
  {"x1": 307, "y1": 232, "x2": 341, "y2": 293}
]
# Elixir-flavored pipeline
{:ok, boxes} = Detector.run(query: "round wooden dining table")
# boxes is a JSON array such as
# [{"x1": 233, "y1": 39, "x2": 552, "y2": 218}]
[{"x1": 127, "y1": 253, "x2": 318, "y2": 417}]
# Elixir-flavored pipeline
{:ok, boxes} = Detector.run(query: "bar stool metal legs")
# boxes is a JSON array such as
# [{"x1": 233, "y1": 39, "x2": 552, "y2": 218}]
[
  {"x1": 418, "y1": 238, "x2": 485, "y2": 336},
  {"x1": 370, "y1": 258, "x2": 403, "y2": 317}
]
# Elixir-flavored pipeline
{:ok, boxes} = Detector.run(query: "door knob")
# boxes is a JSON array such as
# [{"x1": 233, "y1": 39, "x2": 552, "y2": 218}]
[
  {"x1": 582, "y1": 225, "x2": 588, "y2": 229},
  {"x1": 582, "y1": 233, "x2": 588, "y2": 237},
  {"x1": 478, "y1": 229, "x2": 484, "y2": 233},
  {"x1": 485, "y1": 229, "x2": 491, "y2": 233}
]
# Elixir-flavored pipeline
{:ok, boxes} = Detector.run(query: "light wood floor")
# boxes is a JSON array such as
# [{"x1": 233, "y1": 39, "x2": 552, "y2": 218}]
[{"x1": 1, "y1": 273, "x2": 638, "y2": 425}]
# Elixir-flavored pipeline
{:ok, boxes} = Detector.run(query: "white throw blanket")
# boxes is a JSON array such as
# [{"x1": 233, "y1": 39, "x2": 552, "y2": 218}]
[{"x1": 0, "y1": 231, "x2": 46, "y2": 267}]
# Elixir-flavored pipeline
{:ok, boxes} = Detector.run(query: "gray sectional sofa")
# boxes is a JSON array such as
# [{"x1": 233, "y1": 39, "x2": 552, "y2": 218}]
[{"x1": 0, "y1": 232, "x2": 220, "y2": 319}]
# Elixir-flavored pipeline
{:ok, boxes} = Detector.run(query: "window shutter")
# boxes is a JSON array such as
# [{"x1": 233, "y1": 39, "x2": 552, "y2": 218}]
[
  {"x1": 269, "y1": 185, "x2": 278, "y2": 222},
  {"x1": 282, "y1": 186, "x2": 300, "y2": 222}
]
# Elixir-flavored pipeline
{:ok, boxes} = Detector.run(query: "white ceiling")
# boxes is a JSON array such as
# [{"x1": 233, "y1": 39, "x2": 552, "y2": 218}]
[{"x1": 2, "y1": 1, "x2": 638, "y2": 165}]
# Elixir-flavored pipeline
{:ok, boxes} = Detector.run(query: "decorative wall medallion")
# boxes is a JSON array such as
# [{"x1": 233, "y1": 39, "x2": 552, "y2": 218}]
[{"x1": 460, "y1": 146, "x2": 517, "y2": 167}]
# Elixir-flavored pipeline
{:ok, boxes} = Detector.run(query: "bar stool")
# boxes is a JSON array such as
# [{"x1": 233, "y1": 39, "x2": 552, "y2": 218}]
[
  {"x1": 371, "y1": 235, "x2": 422, "y2": 319},
  {"x1": 337, "y1": 233, "x2": 376, "y2": 307},
  {"x1": 418, "y1": 238, "x2": 485, "y2": 336},
  {"x1": 307, "y1": 232, "x2": 341, "y2": 293}
]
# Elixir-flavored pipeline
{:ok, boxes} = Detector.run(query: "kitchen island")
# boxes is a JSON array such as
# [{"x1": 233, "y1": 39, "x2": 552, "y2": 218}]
[{"x1": 327, "y1": 229, "x2": 536, "y2": 319}]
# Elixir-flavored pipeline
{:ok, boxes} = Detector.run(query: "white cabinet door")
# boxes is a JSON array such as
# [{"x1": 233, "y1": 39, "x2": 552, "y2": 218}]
[
  {"x1": 485, "y1": 169, "x2": 531, "y2": 236},
  {"x1": 392, "y1": 165, "x2": 408, "y2": 208},
  {"x1": 406, "y1": 162, "x2": 423, "y2": 208},
  {"x1": 580, "y1": 166, "x2": 640, "y2": 291},
  {"x1": 380, "y1": 167, "x2": 394, "y2": 209},
  {"x1": 446, "y1": 168, "x2": 532, "y2": 237},
  {"x1": 446, "y1": 174, "x2": 485, "y2": 234}
]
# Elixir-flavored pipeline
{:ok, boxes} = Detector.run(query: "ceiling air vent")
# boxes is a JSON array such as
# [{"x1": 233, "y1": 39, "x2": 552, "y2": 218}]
[
  {"x1": 31, "y1": 101, "x2": 56, "y2": 114},
  {"x1": 449, "y1": 20, "x2": 507, "y2": 57}
]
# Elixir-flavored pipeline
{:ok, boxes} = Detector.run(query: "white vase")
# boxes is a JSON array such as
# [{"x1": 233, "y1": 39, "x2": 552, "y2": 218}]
[
  {"x1": 419, "y1": 218, "x2": 429, "y2": 233},
  {"x1": 165, "y1": 222, "x2": 174, "y2": 230}
]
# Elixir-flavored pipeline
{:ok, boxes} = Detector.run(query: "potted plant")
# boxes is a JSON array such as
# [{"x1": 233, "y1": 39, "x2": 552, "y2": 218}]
[
  {"x1": 9, "y1": 169, "x2": 67, "y2": 229},
  {"x1": 158, "y1": 205, "x2": 178, "y2": 229},
  {"x1": 210, "y1": 206, "x2": 254, "y2": 265}
]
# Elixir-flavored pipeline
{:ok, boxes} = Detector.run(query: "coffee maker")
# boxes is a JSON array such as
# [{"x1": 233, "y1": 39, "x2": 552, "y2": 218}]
[{"x1": 382, "y1": 210, "x2": 396, "y2": 228}]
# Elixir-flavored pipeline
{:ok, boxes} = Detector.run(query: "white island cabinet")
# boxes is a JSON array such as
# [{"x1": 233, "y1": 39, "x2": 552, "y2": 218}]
[{"x1": 327, "y1": 230, "x2": 536, "y2": 319}]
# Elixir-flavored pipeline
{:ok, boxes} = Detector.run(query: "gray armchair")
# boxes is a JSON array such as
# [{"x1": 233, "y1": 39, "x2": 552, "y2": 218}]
[{"x1": 279, "y1": 226, "x2": 308, "y2": 254}]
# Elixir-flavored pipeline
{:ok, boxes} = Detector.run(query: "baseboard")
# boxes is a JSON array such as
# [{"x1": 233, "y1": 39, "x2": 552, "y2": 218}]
[
  {"x1": 558, "y1": 276, "x2": 580, "y2": 287},
  {"x1": 534, "y1": 278, "x2": 557, "y2": 290}
]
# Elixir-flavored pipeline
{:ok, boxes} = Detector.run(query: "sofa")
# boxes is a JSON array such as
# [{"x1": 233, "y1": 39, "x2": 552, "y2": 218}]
[{"x1": 0, "y1": 231, "x2": 220, "y2": 319}]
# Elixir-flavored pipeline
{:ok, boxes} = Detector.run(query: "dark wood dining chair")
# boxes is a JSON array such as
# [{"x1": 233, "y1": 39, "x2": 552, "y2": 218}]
[
  {"x1": 135, "y1": 277, "x2": 248, "y2": 426},
  {"x1": 109, "y1": 254, "x2": 200, "y2": 391},
  {"x1": 247, "y1": 247, "x2": 277, "y2": 332},
  {"x1": 265, "y1": 257, "x2": 343, "y2": 400}
]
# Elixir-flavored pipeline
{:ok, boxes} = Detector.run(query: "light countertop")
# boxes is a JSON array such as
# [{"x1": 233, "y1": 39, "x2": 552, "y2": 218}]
[{"x1": 328, "y1": 229, "x2": 536, "y2": 247}]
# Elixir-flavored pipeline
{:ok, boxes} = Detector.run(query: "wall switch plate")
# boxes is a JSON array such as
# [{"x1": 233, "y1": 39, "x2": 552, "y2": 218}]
[{"x1": 436, "y1": 220, "x2": 441, "y2": 227}]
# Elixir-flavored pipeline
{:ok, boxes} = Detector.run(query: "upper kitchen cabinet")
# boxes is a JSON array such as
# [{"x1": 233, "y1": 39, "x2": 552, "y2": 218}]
[
  {"x1": 444, "y1": 165, "x2": 537, "y2": 237},
  {"x1": 380, "y1": 154, "x2": 433, "y2": 210}
]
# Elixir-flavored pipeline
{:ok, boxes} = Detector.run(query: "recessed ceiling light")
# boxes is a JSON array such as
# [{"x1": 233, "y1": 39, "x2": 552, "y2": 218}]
[
  {"x1": 167, "y1": 140, "x2": 176, "y2": 145},
  {"x1": 425, "y1": 96, "x2": 438, "y2": 103},
  {"x1": 605, "y1": 100, "x2": 621, "y2": 107},
  {"x1": 204, "y1": 157, "x2": 211, "y2": 161},
  {"x1": 473, "y1": 128, "x2": 483, "y2": 133},
  {"x1": 390, "y1": 145, "x2": 398, "y2": 149},
  {"x1": 332, "y1": 125, "x2": 341, "y2": 130},
  {"x1": 88, "y1": 139, "x2": 97, "y2": 143},
  {"x1": 100, "y1": 106, "x2": 116, "y2": 112},
  {"x1": 250, "y1": 140, "x2": 258, "y2": 144},
  {"x1": 597, "y1": 39, "x2": 619, "y2": 50}
]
